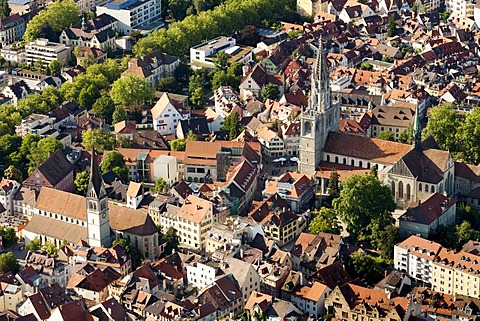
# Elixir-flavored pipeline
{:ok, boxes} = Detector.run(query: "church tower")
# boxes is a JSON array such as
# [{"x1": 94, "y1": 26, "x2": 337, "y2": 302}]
[
  {"x1": 86, "y1": 148, "x2": 111, "y2": 248},
  {"x1": 299, "y1": 38, "x2": 340, "y2": 177}
]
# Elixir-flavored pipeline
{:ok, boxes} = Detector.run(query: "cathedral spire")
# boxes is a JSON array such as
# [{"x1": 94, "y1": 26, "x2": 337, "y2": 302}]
[{"x1": 309, "y1": 36, "x2": 331, "y2": 113}]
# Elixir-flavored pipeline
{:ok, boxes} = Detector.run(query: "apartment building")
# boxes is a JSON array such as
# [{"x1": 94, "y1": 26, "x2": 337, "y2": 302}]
[
  {"x1": 123, "y1": 50, "x2": 180, "y2": 86},
  {"x1": 159, "y1": 195, "x2": 215, "y2": 250},
  {"x1": 446, "y1": 0, "x2": 475, "y2": 16},
  {"x1": 395, "y1": 235, "x2": 480, "y2": 298},
  {"x1": 25, "y1": 39, "x2": 71, "y2": 67},
  {"x1": 60, "y1": 14, "x2": 117, "y2": 51},
  {"x1": 0, "y1": 14, "x2": 25, "y2": 47},
  {"x1": 96, "y1": 0, "x2": 162, "y2": 34},
  {"x1": 371, "y1": 105, "x2": 416, "y2": 140},
  {"x1": 15, "y1": 113, "x2": 56, "y2": 137},
  {"x1": 257, "y1": 127, "x2": 285, "y2": 157}
]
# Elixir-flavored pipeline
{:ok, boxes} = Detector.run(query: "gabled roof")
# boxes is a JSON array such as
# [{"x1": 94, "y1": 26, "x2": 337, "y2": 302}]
[
  {"x1": 400, "y1": 192, "x2": 455, "y2": 225},
  {"x1": 24, "y1": 150, "x2": 73, "y2": 188},
  {"x1": 324, "y1": 132, "x2": 411, "y2": 165}
]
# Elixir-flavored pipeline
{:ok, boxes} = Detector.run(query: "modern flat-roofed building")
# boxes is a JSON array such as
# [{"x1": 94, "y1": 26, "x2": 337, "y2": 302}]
[
  {"x1": 190, "y1": 36, "x2": 253, "y2": 68},
  {"x1": 25, "y1": 39, "x2": 71, "y2": 67},
  {"x1": 96, "y1": 0, "x2": 162, "y2": 34}
]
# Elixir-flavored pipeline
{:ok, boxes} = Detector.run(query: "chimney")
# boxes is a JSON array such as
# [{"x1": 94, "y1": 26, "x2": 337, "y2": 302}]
[{"x1": 239, "y1": 248, "x2": 244, "y2": 259}]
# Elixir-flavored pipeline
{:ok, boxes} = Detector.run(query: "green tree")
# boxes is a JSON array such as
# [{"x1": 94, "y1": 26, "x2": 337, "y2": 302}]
[
  {"x1": 456, "y1": 107, "x2": 480, "y2": 164},
  {"x1": 1, "y1": 227, "x2": 18, "y2": 247},
  {"x1": 190, "y1": 87, "x2": 205, "y2": 109},
  {"x1": 152, "y1": 177, "x2": 167, "y2": 193},
  {"x1": 327, "y1": 168, "x2": 340, "y2": 199},
  {"x1": 221, "y1": 113, "x2": 242, "y2": 140},
  {"x1": 309, "y1": 207, "x2": 342, "y2": 235},
  {"x1": 360, "y1": 62, "x2": 373, "y2": 71},
  {"x1": 112, "y1": 238, "x2": 142, "y2": 269},
  {"x1": 164, "y1": 226, "x2": 179, "y2": 254},
  {"x1": 440, "y1": 11, "x2": 450, "y2": 23},
  {"x1": 112, "y1": 106, "x2": 128, "y2": 125},
  {"x1": 47, "y1": 60, "x2": 61, "y2": 75},
  {"x1": 110, "y1": 75, "x2": 154, "y2": 107},
  {"x1": 0, "y1": 252, "x2": 19, "y2": 274},
  {"x1": 23, "y1": 0, "x2": 80, "y2": 42},
  {"x1": 27, "y1": 137, "x2": 63, "y2": 174},
  {"x1": 167, "y1": 0, "x2": 189, "y2": 20},
  {"x1": 0, "y1": 0, "x2": 11, "y2": 19},
  {"x1": 374, "y1": 224, "x2": 399, "y2": 260},
  {"x1": 387, "y1": 14, "x2": 397, "y2": 37},
  {"x1": 349, "y1": 252, "x2": 384, "y2": 283},
  {"x1": 81, "y1": 128, "x2": 116, "y2": 153},
  {"x1": 261, "y1": 84, "x2": 280, "y2": 102},
  {"x1": 456, "y1": 221, "x2": 480, "y2": 247},
  {"x1": 92, "y1": 96, "x2": 115, "y2": 124},
  {"x1": 214, "y1": 51, "x2": 230, "y2": 71},
  {"x1": 333, "y1": 173, "x2": 396, "y2": 243},
  {"x1": 78, "y1": 84, "x2": 100, "y2": 109},
  {"x1": 170, "y1": 138, "x2": 186, "y2": 151},
  {"x1": 423, "y1": 103, "x2": 463, "y2": 152},
  {"x1": 3, "y1": 165, "x2": 23, "y2": 182},
  {"x1": 26, "y1": 237, "x2": 42, "y2": 252},
  {"x1": 74, "y1": 171, "x2": 90, "y2": 196},
  {"x1": 101, "y1": 151, "x2": 128, "y2": 181},
  {"x1": 156, "y1": 76, "x2": 181, "y2": 93},
  {"x1": 186, "y1": 130, "x2": 197, "y2": 141},
  {"x1": 377, "y1": 131, "x2": 395, "y2": 141},
  {"x1": 43, "y1": 240, "x2": 58, "y2": 256},
  {"x1": 399, "y1": 124, "x2": 414, "y2": 144}
]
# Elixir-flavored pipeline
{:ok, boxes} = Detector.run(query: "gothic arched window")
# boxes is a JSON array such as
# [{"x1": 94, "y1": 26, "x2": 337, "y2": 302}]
[
  {"x1": 391, "y1": 181, "x2": 395, "y2": 197},
  {"x1": 398, "y1": 181, "x2": 404, "y2": 199},
  {"x1": 406, "y1": 184, "x2": 411, "y2": 201}
]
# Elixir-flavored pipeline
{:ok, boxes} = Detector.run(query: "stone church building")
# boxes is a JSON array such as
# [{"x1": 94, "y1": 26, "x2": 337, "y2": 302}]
[
  {"x1": 299, "y1": 39, "x2": 454, "y2": 209},
  {"x1": 23, "y1": 149, "x2": 159, "y2": 260}
]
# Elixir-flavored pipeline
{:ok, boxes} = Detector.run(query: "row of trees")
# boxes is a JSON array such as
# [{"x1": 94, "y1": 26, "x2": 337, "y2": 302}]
[
  {"x1": 423, "y1": 103, "x2": 480, "y2": 165},
  {"x1": 1, "y1": 135, "x2": 63, "y2": 180},
  {"x1": 133, "y1": 0, "x2": 292, "y2": 57}
]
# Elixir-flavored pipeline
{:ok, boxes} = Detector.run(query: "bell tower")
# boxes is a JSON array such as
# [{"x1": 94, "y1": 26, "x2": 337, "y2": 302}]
[
  {"x1": 299, "y1": 37, "x2": 340, "y2": 177},
  {"x1": 86, "y1": 148, "x2": 111, "y2": 247}
]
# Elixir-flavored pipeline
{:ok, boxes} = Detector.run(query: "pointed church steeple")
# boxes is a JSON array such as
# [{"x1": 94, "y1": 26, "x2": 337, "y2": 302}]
[
  {"x1": 309, "y1": 36, "x2": 331, "y2": 113},
  {"x1": 86, "y1": 147, "x2": 111, "y2": 248},
  {"x1": 88, "y1": 147, "x2": 104, "y2": 199}
]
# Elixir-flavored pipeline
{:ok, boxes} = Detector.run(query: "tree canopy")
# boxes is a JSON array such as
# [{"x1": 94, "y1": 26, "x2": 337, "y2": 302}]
[
  {"x1": 3, "y1": 165, "x2": 23, "y2": 182},
  {"x1": 261, "y1": 84, "x2": 280, "y2": 102},
  {"x1": 221, "y1": 112, "x2": 242, "y2": 140},
  {"x1": 0, "y1": 252, "x2": 19, "y2": 274},
  {"x1": 333, "y1": 172, "x2": 396, "y2": 243},
  {"x1": 377, "y1": 131, "x2": 395, "y2": 141},
  {"x1": 152, "y1": 177, "x2": 167, "y2": 193},
  {"x1": 423, "y1": 103, "x2": 463, "y2": 153},
  {"x1": 101, "y1": 151, "x2": 128, "y2": 181},
  {"x1": 110, "y1": 76, "x2": 154, "y2": 107},
  {"x1": 74, "y1": 171, "x2": 90, "y2": 196},
  {"x1": 24, "y1": 0, "x2": 80, "y2": 42},
  {"x1": 133, "y1": 0, "x2": 292, "y2": 57},
  {"x1": 0, "y1": 0, "x2": 11, "y2": 19},
  {"x1": 309, "y1": 207, "x2": 342, "y2": 235}
]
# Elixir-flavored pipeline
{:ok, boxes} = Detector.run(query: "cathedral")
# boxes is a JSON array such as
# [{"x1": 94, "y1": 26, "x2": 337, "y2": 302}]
[
  {"x1": 299, "y1": 39, "x2": 454, "y2": 209},
  {"x1": 23, "y1": 149, "x2": 159, "y2": 260}
]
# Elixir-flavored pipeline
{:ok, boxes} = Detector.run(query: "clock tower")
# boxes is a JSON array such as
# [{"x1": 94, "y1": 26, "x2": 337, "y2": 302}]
[{"x1": 86, "y1": 148, "x2": 111, "y2": 247}]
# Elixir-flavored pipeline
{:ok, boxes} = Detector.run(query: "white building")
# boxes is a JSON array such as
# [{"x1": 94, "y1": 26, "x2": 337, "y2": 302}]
[
  {"x1": 0, "y1": 14, "x2": 25, "y2": 47},
  {"x1": 190, "y1": 36, "x2": 252, "y2": 68},
  {"x1": 25, "y1": 38, "x2": 71, "y2": 67},
  {"x1": 186, "y1": 260, "x2": 218, "y2": 289},
  {"x1": 0, "y1": 179, "x2": 21, "y2": 215},
  {"x1": 291, "y1": 282, "x2": 331, "y2": 318},
  {"x1": 150, "y1": 92, "x2": 188, "y2": 135},
  {"x1": 96, "y1": 0, "x2": 163, "y2": 34},
  {"x1": 158, "y1": 195, "x2": 215, "y2": 250},
  {"x1": 257, "y1": 127, "x2": 285, "y2": 157},
  {"x1": 0, "y1": 45, "x2": 26, "y2": 64},
  {"x1": 15, "y1": 113, "x2": 56, "y2": 137},
  {"x1": 446, "y1": 0, "x2": 475, "y2": 17},
  {"x1": 153, "y1": 155, "x2": 177, "y2": 186},
  {"x1": 393, "y1": 235, "x2": 442, "y2": 286}
]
